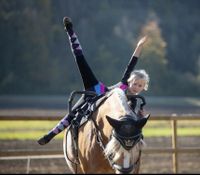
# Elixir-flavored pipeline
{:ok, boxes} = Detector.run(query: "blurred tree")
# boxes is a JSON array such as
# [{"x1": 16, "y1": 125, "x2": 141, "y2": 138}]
[
  {"x1": 152, "y1": 0, "x2": 200, "y2": 76},
  {"x1": 137, "y1": 19, "x2": 168, "y2": 95},
  {"x1": 0, "y1": 0, "x2": 57, "y2": 94},
  {"x1": 137, "y1": 16, "x2": 200, "y2": 96}
]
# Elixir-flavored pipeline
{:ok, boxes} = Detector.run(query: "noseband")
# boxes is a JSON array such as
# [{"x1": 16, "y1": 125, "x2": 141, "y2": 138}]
[{"x1": 112, "y1": 130, "x2": 143, "y2": 150}]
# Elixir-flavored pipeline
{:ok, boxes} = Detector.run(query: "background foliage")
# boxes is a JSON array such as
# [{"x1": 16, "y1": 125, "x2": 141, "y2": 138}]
[{"x1": 0, "y1": 0, "x2": 200, "y2": 96}]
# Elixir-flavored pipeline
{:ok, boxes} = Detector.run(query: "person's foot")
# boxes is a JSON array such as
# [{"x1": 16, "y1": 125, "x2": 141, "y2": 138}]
[
  {"x1": 63, "y1": 16, "x2": 73, "y2": 30},
  {"x1": 37, "y1": 132, "x2": 56, "y2": 145}
]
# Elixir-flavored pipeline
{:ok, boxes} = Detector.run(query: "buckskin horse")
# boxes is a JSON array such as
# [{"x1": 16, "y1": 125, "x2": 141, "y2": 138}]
[{"x1": 63, "y1": 88, "x2": 150, "y2": 174}]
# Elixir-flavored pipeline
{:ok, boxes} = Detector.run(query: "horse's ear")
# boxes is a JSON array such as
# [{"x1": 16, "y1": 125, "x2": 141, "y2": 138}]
[
  {"x1": 106, "y1": 115, "x2": 121, "y2": 129},
  {"x1": 136, "y1": 114, "x2": 150, "y2": 128}
]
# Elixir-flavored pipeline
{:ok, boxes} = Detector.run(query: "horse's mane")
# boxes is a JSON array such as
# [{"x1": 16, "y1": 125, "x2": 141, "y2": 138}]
[{"x1": 105, "y1": 88, "x2": 137, "y2": 120}]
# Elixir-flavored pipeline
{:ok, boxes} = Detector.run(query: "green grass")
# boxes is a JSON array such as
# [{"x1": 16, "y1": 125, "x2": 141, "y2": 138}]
[
  {"x1": 0, "y1": 120, "x2": 200, "y2": 140},
  {"x1": 143, "y1": 127, "x2": 200, "y2": 137},
  {"x1": 143, "y1": 120, "x2": 200, "y2": 137},
  {"x1": 0, "y1": 121, "x2": 64, "y2": 140}
]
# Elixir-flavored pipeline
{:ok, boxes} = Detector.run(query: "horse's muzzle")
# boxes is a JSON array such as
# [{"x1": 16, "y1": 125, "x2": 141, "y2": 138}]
[{"x1": 113, "y1": 164, "x2": 134, "y2": 174}]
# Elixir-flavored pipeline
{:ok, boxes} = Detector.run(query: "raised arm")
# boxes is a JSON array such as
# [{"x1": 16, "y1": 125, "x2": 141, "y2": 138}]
[
  {"x1": 132, "y1": 36, "x2": 148, "y2": 57},
  {"x1": 121, "y1": 36, "x2": 148, "y2": 84}
]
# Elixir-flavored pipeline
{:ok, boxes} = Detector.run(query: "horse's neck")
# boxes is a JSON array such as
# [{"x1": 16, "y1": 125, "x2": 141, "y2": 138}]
[
  {"x1": 98, "y1": 88, "x2": 134, "y2": 120},
  {"x1": 94, "y1": 88, "x2": 134, "y2": 139}
]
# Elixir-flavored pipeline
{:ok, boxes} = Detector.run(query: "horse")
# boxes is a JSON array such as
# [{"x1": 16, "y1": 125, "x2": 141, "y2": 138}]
[{"x1": 63, "y1": 88, "x2": 150, "y2": 174}]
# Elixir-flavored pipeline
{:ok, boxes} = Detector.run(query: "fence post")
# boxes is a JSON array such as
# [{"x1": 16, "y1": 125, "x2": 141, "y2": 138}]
[
  {"x1": 171, "y1": 119, "x2": 178, "y2": 173},
  {"x1": 26, "y1": 156, "x2": 31, "y2": 174}
]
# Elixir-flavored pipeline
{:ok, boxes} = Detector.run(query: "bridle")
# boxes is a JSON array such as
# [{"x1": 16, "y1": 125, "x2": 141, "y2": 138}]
[
  {"x1": 91, "y1": 117, "x2": 142, "y2": 174},
  {"x1": 112, "y1": 130, "x2": 143, "y2": 150}
]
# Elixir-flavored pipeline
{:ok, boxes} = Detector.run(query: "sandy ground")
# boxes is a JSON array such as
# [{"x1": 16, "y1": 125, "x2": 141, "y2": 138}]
[{"x1": 0, "y1": 136, "x2": 200, "y2": 174}]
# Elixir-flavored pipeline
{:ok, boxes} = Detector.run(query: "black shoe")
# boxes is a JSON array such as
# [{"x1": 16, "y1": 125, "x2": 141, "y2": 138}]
[
  {"x1": 63, "y1": 16, "x2": 73, "y2": 30},
  {"x1": 37, "y1": 132, "x2": 56, "y2": 145}
]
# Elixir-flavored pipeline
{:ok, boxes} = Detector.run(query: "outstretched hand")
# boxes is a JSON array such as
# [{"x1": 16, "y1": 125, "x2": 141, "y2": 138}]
[
  {"x1": 137, "y1": 36, "x2": 148, "y2": 47},
  {"x1": 132, "y1": 36, "x2": 148, "y2": 57},
  {"x1": 137, "y1": 109, "x2": 145, "y2": 118}
]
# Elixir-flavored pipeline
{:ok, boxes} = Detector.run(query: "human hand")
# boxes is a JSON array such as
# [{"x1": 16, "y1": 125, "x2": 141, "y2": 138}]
[
  {"x1": 132, "y1": 36, "x2": 148, "y2": 57},
  {"x1": 137, "y1": 109, "x2": 145, "y2": 118},
  {"x1": 137, "y1": 36, "x2": 148, "y2": 47}
]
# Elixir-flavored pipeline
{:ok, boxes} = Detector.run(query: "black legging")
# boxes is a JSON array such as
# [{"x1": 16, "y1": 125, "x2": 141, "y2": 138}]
[{"x1": 75, "y1": 55, "x2": 99, "y2": 91}]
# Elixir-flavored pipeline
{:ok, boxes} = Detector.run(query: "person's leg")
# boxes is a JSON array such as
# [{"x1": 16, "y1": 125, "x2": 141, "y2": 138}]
[
  {"x1": 65, "y1": 16, "x2": 108, "y2": 95},
  {"x1": 37, "y1": 96, "x2": 85, "y2": 145},
  {"x1": 37, "y1": 17, "x2": 106, "y2": 146},
  {"x1": 64, "y1": 17, "x2": 99, "y2": 90},
  {"x1": 37, "y1": 113, "x2": 73, "y2": 145}
]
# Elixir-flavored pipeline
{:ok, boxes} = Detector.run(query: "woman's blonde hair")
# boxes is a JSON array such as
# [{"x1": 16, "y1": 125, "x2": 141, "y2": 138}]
[{"x1": 127, "y1": 69, "x2": 150, "y2": 91}]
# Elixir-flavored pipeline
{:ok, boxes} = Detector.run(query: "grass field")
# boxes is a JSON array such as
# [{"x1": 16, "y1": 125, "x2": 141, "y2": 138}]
[{"x1": 0, "y1": 120, "x2": 200, "y2": 140}]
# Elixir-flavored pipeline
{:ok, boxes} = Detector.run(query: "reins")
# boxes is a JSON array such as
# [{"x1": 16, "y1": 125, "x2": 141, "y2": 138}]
[{"x1": 91, "y1": 117, "x2": 116, "y2": 168}]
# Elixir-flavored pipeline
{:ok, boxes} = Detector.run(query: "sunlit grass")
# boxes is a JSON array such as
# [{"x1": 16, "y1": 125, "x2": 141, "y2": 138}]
[
  {"x1": 143, "y1": 127, "x2": 200, "y2": 137},
  {"x1": 0, "y1": 131, "x2": 64, "y2": 140},
  {"x1": 0, "y1": 120, "x2": 200, "y2": 140},
  {"x1": 0, "y1": 121, "x2": 61, "y2": 140},
  {"x1": 0, "y1": 121, "x2": 58, "y2": 130}
]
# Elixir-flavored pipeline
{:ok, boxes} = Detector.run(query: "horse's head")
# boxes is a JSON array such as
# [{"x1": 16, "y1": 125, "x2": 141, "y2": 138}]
[
  {"x1": 104, "y1": 114, "x2": 150, "y2": 174},
  {"x1": 106, "y1": 114, "x2": 150, "y2": 150}
]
